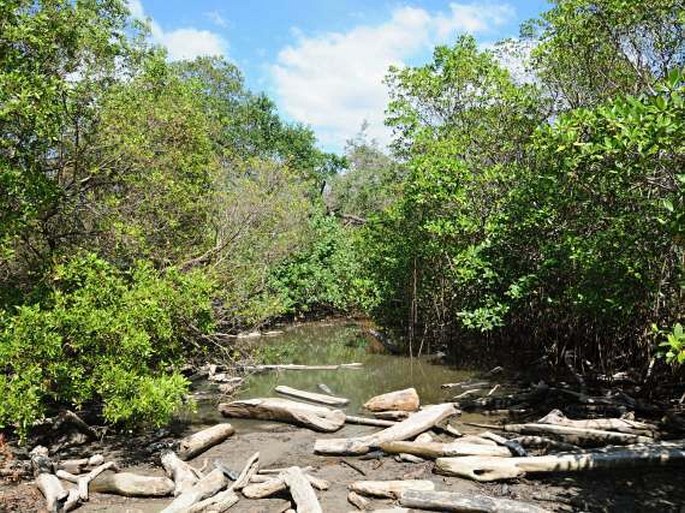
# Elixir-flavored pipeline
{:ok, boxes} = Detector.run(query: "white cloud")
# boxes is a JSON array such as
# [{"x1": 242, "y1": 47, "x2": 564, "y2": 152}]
[
  {"x1": 271, "y1": 2, "x2": 514, "y2": 150},
  {"x1": 127, "y1": 0, "x2": 226, "y2": 61},
  {"x1": 205, "y1": 10, "x2": 228, "y2": 28}
]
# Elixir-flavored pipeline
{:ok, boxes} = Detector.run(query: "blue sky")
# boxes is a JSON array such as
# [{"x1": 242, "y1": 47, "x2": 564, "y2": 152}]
[{"x1": 127, "y1": 1, "x2": 549, "y2": 152}]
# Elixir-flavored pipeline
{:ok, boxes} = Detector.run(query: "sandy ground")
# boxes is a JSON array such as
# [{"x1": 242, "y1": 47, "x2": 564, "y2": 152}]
[{"x1": 4, "y1": 419, "x2": 685, "y2": 513}]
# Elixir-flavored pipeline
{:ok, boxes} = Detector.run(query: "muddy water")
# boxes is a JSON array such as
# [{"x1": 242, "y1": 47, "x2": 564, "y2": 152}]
[{"x1": 188, "y1": 320, "x2": 478, "y2": 430}]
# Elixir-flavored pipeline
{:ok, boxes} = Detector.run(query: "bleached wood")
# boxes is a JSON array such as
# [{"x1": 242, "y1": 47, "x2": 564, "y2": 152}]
[
  {"x1": 282, "y1": 466, "x2": 322, "y2": 513},
  {"x1": 349, "y1": 480, "x2": 434, "y2": 499},
  {"x1": 363, "y1": 388, "x2": 419, "y2": 412},
  {"x1": 538, "y1": 409, "x2": 657, "y2": 436},
  {"x1": 90, "y1": 471, "x2": 174, "y2": 497},
  {"x1": 315, "y1": 403, "x2": 458, "y2": 455},
  {"x1": 399, "y1": 489, "x2": 552, "y2": 512},
  {"x1": 345, "y1": 415, "x2": 396, "y2": 427},
  {"x1": 380, "y1": 440, "x2": 512, "y2": 458},
  {"x1": 161, "y1": 450, "x2": 201, "y2": 495},
  {"x1": 275, "y1": 385, "x2": 350, "y2": 406},
  {"x1": 160, "y1": 468, "x2": 228, "y2": 513},
  {"x1": 219, "y1": 398, "x2": 346, "y2": 432},
  {"x1": 178, "y1": 424, "x2": 235, "y2": 460},
  {"x1": 435, "y1": 441, "x2": 685, "y2": 481},
  {"x1": 348, "y1": 490, "x2": 370, "y2": 510}
]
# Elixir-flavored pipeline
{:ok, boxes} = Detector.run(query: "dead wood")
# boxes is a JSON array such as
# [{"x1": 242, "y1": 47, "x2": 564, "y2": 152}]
[
  {"x1": 345, "y1": 415, "x2": 397, "y2": 428},
  {"x1": 537, "y1": 409, "x2": 658, "y2": 436},
  {"x1": 178, "y1": 423, "x2": 235, "y2": 460},
  {"x1": 380, "y1": 440, "x2": 512, "y2": 458},
  {"x1": 363, "y1": 388, "x2": 420, "y2": 412},
  {"x1": 314, "y1": 403, "x2": 458, "y2": 455},
  {"x1": 373, "y1": 410, "x2": 410, "y2": 421},
  {"x1": 90, "y1": 470, "x2": 175, "y2": 497},
  {"x1": 399, "y1": 489, "x2": 552, "y2": 513},
  {"x1": 435, "y1": 440, "x2": 685, "y2": 482},
  {"x1": 55, "y1": 461, "x2": 117, "y2": 501},
  {"x1": 219, "y1": 398, "x2": 346, "y2": 432},
  {"x1": 161, "y1": 450, "x2": 201, "y2": 495},
  {"x1": 282, "y1": 466, "x2": 323, "y2": 513},
  {"x1": 348, "y1": 490, "x2": 370, "y2": 510},
  {"x1": 56, "y1": 454, "x2": 104, "y2": 475},
  {"x1": 243, "y1": 363, "x2": 363, "y2": 372},
  {"x1": 349, "y1": 480, "x2": 434, "y2": 499},
  {"x1": 160, "y1": 467, "x2": 228, "y2": 513},
  {"x1": 275, "y1": 385, "x2": 350, "y2": 407}
]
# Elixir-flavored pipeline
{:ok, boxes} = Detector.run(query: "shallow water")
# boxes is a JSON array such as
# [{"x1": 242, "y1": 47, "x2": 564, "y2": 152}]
[{"x1": 189, "y1": 320, "x2": 478, "y2": 428}]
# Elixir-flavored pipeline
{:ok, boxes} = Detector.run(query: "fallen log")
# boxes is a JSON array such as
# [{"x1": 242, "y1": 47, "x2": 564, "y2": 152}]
[
  {"x1": 315, "y1": 403, "x2": 458, "y2": 455},
  {"x1": 178, "y1": 424, "x2": 235, "y2": 460},
  {"x1": 363, "y1": 388, "x2": 419, "y2": 412},
  {"x1": 90, "y1": 471, "x2": 175, "y2": 497},
  {"x1": 348, "y1": 490, "x2": 370, "y2": 510},
  {"x1": 435, "y1": 441, "x2": 685, "y2": 482},
  {"x1": 160, "y1": 468, "x2": 228, "y2": 513},
  {"x1": 186, "y1": 453, "x2": 257, "y2": 513},
  {"x1": 537, "y1": 409, "x2": 658, "y2": 436},
  {"x1": 466, "y1": 422, "x2": 653, "y2": 446},
  {"x1": 283, "y1": 466, "x2": 323, "y2": 513},
  {"x1": 380, "y1": 440, "x2": 512, "y2": 458},
  {"x1": 55, "y1": 461, "x2": 117, "y2": 501},
  {"x1": 345, "y1": 415, "x2": 396, "y2": 428},
  {"x1": 374, "y1": 410, "x2": 410, "y2": 421},
  {"x1": 220, "y1": 398, "x2": 346, "y2": 432},
  {"x1": 349, "y1": 480, "x2": 434, "y2": 499},
  {"x1": 511, "y1": 436, "x2": 580, "y2": 453},
  {"x1": 243, "y1": 472, "x2": 328, "y2": 498},
  {"x1": 161, "y1": 450, "x2": 201, "y2": 495},
  {"x1": 244, "y1": 363, "x2": 363, "y2": 372},
  {"x1": 399, "y1": 489, "x2": 552, "y2": 513},
  {"x1": 31, "y1": 446, "x2": 74, "y2": 513},
  {"x1": 275, "y1": 385, "x2": 350, "y2": 407},
  {"x1": 57, "y1": 454, "x2": 105, "y2": 475}
]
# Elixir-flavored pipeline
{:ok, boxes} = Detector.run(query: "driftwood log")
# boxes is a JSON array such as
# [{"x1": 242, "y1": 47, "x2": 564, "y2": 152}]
[
  {"x1": 348, "y1": 490, "x2": 371, "y2": 510},
  {"x1": 349, "y1": 480, "x2": 434, "y2": 499},
  {"x1": 315, "y1": 403, "x2": 458, "y2": 455},
  {"x1": 178, "y1": 423, "x2": 235, "y2": 460},
  {"x1": 282, "y1": 466, "x2": 323, "y2": 513},
  {"x1": 275, "y1": 385, "x2": 350, "y2": 407},
  {"x1": 538, "y1": 409, "x2": 657, "y2": 436},
  {"x1": 435, "y1": 441, "x2": 685, "y2": 481},
  {"x1": 374, "y1": 410, "x2": 410, "y2": 421},
  {"x1": 90, "y1": 470, "x2": 174, "y2": 496},
  {"x1": 363, "y1": 388, "x2": 419, "y2": 412},
  {"x1": 160, "y1": 467, "x2": 228, "y2": 513},
  {"x1": 380, "y1": 440, "x2": 512, "y2": 458},
  {"x1": 219, "y1": 398, "x2": 346, "y2": 432},
  {"x1": 56, "y1": 454, "x2": 105, "y2": 474},
  {"x1": 55, "y1": 461, "x2": 117, "y2": 501},
  {"x1": 399, "y1": 489, "x2": 552, "y2": 513},
  {"x1": 161, "y1": 450, "x2": 201, "y2": 495},
  {"x1": 244, "y1": 363, "x2": 363, "y2": 372},
  {"x1": 345, "y1": 415, "x2": 396, "y2": 428},
  {"x1": 243, "y1": 472, "x2": 328, "y2": 499}
]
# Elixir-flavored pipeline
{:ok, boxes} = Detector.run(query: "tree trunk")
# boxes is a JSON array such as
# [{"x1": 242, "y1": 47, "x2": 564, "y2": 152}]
[
  {"x1": 399, "y1": 489, "x2": 552, "y2": 512},
  {"x1": 219, "y1": 398, "x2": 346, "y2": 432},
  {"x1": 178, "y1": 424, "x2": 235, "y2": 460}
]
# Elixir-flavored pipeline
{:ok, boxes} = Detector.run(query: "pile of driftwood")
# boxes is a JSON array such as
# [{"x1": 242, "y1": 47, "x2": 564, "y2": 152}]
[{"x1": 26, "y1": 362, "x2": 685, "y2": 513}]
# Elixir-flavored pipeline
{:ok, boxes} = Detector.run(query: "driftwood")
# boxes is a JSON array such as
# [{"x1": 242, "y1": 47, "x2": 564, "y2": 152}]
[
  {"x1": 349, "y1": 480, "x2": 435, "y2": 499},
  {"x1": 538, "y1": 409, "x2": 657, "y2": 436},
  {"x1": 435, "y1": 441, "x2": 685, "y2": 482},
  {"x1": 31, "y1": 447, "x2": 78, "y2": 513},
  {"x1": 467, "y1": 421, "x2": 653, "y2": 446},
  {"x1": 243, "y1": 472, "x2": 329, "y2": 498},
  {"x1": 399, "y1": 489, "x2": 552, "y2": 513},
  {"x1": 275, "y1": 385, "x2": 350, "y2": 407},
  {"x1": 315, "y1": 403, "x2": 458, "y2": 455},
  {"x1": 512, "y1": 436, "x2": 580, "y2": 453},
  {"x1": 57, "y1": 454, "x2": 105, "y2": 474},
  {"x1": 160, "y1": 468, "x2": 228, "y2": 513},
  {"x1": 90, "y1": 470, "x2": 175, "y2": 496},
  {"x1": 219, "y1": 398, "x2": 346, "y2": 432},
  {"x1": 56, "y1": 461, "x2": 117, "y2": 501},
  {"x1": 348, "y1": 490, "x2": 371, "y2": 510},
  {"x1": 345, "y1": 415, "x2": 396, "y2": 428},
  {"x1": 380, "y1": 440, "x2": 512, "y2": 458},
  {"x1": 54, "y1": 410, "x2": 98, "y2": 441},
  {"x1": 178, "y1": 424, "x2": 235, "y2": 460},
  {"x1": 282, "y1": 466, "x2": 323, "y2": 513},
  {"x1": 374, "y1": 410, "x2": 410, "y2": 421},
  {"x1": 363, "y1": 388, "x2": 419, "y2": 412},
  {"x1": 161, "y1": 450, "x2": 201, "y2": 495},
  {"x1": 244, "y1": 363, "x2": 363, "y2": 372}
]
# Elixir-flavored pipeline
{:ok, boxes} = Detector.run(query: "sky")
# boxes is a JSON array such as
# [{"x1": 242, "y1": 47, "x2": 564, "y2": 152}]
[{"x1": 127, "y1": 1, "x2": 550, "y2": 153}]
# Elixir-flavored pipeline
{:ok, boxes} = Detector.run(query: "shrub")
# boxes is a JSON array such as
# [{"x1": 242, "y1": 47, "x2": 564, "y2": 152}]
[{"x1": 0, "y1": 253, "x2": 215, "y2": 440}]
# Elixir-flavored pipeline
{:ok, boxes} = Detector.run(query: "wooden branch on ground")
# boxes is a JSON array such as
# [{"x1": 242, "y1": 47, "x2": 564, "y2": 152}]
[
  {"x1": 160, "y1": 468, "x2": 228, "y2": 513},
  {"x1": 178, "y1": 424, "x2": 235, "y2": 460},
  {"x1": 380, "y1": 440, "x2": 512, "y2": 458},
  {"x1": 219, "y1": 398, "x2": 346, "y2": 432},
  {"x1": 55, "y1": 461, "x2": 117, "y2": 501},
  {"x1": 161, "y1": 450, "x2": 202, "y2": 495},
  {"x1": 56, "y1": 454, "x2": 104, "y2": 474},
  {"x1": 314, "y1": 403, "x2": 458, "y2": 455},
  {"x1": 243, "y1": 471, "x2": 328, "y2": 499},
  {"x1": 435, "y1": 440, "x2": 685, "y2": 482},
  {"x1": 373, "y1": 410, "x2": 410, "y2": 421},
  {"x1": 345, "y1": 415, "x2": 397, "y2": 428},
  {"x1": 90, "y1": 471, "x2": 175, "y2": 497},
  {"x1": 399, "y1": 489, "x2": 553, "y2": 513},
  {"x1": 282, "y1": 466, "x2": 323, "y2": 513},
  {"x1": 275, "y1": 385, "x2": 350, "y2": 407},
  {"x1": 349, "y1": 480, "x2": 434, "y2": 499},
  {"x1": 348, "y1": 490, "x2": 370, "y2": 510},
  {"x1": 537, "y1": 409, "x2": 658, "y2": 436}
]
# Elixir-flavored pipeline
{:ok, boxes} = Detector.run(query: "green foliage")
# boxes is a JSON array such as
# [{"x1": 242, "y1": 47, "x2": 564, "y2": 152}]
[
  {"x1": 0, "y1": 254, "x2": 215, "y2": 439},
  {"x1": 660, "y1": 324, "x2": 685, "y2": 364}
]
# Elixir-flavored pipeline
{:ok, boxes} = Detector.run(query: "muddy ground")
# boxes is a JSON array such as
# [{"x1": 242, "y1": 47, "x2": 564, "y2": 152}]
[{"x1": 3, "y1": 419, "x2": 685, "y2": 513}]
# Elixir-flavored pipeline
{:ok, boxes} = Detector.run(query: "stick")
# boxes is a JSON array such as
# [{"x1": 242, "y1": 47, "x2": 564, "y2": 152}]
[
  {"x1": 399, "y1": 489, "x2": 552, "y2": 513},
  {"x1": 275, "y1": 385, "x2": 350, "y2": 407}
]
